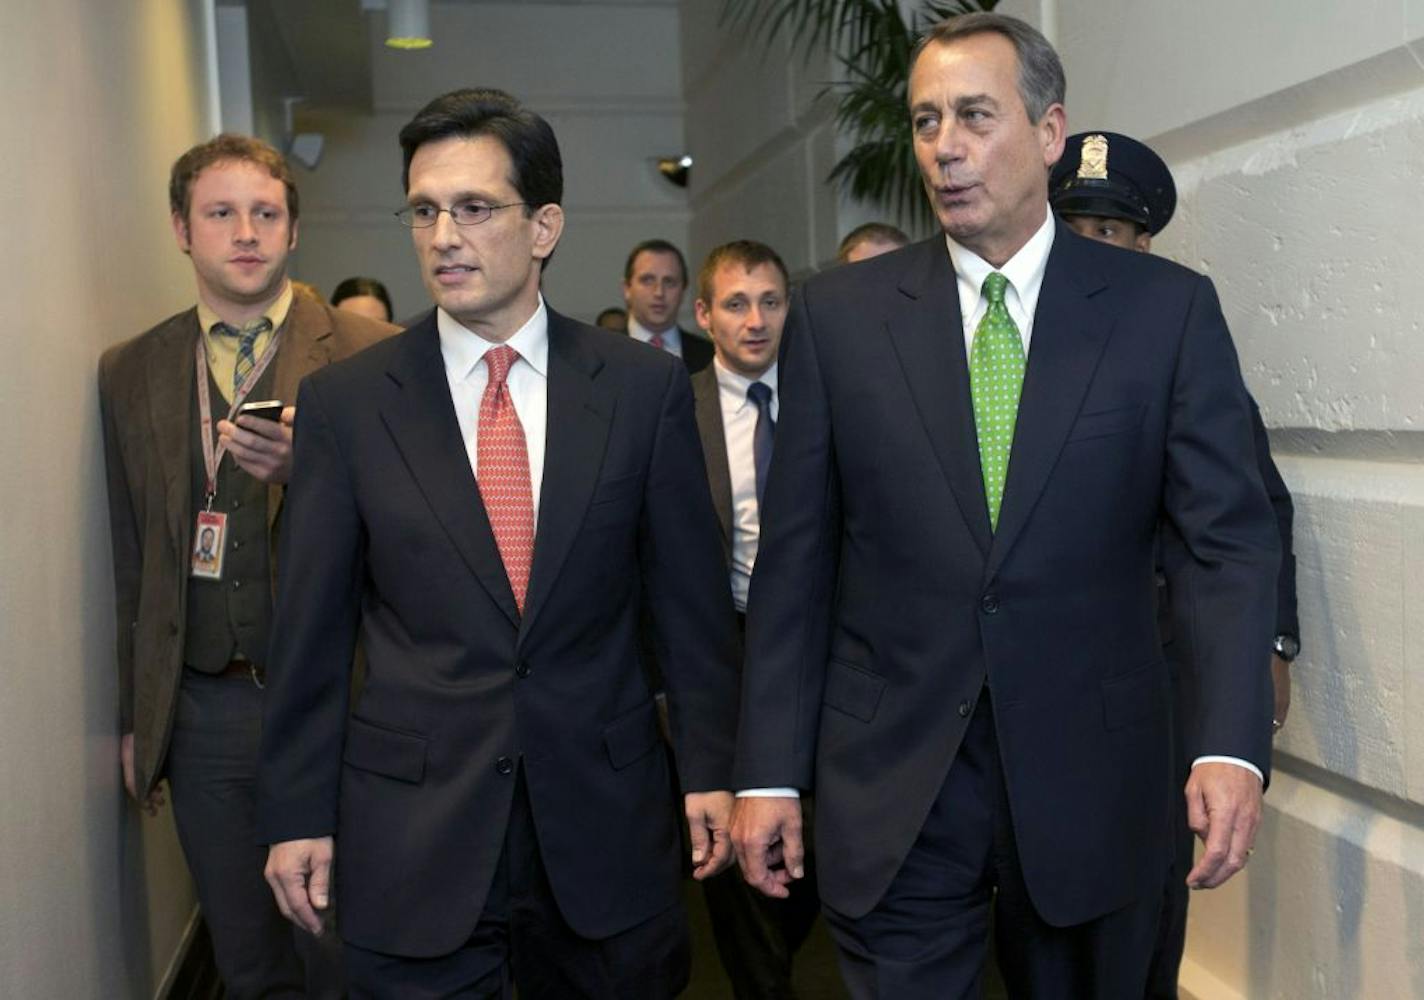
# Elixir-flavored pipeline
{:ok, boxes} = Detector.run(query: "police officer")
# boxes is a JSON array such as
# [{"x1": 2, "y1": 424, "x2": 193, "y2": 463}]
[{"x1": 1051, "y1": 132, "x2": 1301, "y2": 999}]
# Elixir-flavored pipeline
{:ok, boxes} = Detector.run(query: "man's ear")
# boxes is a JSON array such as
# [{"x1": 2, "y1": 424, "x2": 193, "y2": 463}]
[
  {"x1": 530, "y1": 203, "x2": 565, "y2": 262},
  {"x1": 171, "y1": 212, "x2": 191, "y2": 254},
  {"x1": 1038, "y1": 103, "x2": 1067, "y2": 169},
  {"x1": 694, "y1": 297, "x2": 713, "y2": 334},
  {"x1": 1135, "y1": 231, "x2": 1153, "y2": 254},
  {"x1": 288, "y1": 217, "x2": 300, "y2": 252}
]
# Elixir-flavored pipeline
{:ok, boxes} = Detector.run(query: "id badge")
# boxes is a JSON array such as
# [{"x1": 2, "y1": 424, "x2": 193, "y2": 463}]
[{"x1": 190, "y1": 510, "x2": 228, "y2": 580}]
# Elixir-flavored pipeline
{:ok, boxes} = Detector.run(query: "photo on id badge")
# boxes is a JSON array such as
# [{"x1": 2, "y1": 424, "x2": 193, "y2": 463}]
[{"x1": 191, "y1": 510, "x2": 227, "y2": 580}]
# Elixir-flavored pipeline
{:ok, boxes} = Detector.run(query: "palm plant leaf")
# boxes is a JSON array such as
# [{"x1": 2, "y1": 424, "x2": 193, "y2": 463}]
[{"x1": 717, "y1": 0, "x2": 998, "y2": 229}]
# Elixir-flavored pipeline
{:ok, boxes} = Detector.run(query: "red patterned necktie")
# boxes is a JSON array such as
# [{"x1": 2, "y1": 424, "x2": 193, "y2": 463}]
[
  {"x1": 649, "y1": 330, "x2": 666, "y2": 351},
  {"x1": 476, "y1": 345, "x2": 535, "y2": 614}
]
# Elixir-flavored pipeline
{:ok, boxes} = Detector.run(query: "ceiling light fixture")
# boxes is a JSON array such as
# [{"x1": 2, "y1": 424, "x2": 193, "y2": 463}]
[{"x1": 386, "y1": 0, "x2": 432, "y2": 50}]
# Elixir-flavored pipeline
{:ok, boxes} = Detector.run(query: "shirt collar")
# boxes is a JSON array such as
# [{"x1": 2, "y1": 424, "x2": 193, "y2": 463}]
[
  {"x1": 945, "y1": 207, "x2": 1056, "y2": 317},
  {"x1": 628, "y1": 316, "x2": 680, "y2": 343},
  {"x1": 714, "y1": 356, "x2": 778, "y2": 409},
  {"x1": 196, "y1": 280, "x2": 294, "y2": 335},
  {"x1": 437, "y1": 294, "x2": 550, "y2": 381}
]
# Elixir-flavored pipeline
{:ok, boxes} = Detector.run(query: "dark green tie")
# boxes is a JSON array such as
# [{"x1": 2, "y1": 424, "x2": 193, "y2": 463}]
[{"x1": 969, "y1": 272, "x2": 1025, "y2": 531}]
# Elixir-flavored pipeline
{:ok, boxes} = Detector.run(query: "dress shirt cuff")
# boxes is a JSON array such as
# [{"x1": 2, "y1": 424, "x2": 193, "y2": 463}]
[
  {"x1": 1191, "y1": 755, "x2": 1264, "y2": 783},
  {"x1": 736, "y1": 787, "x2": 801, "y2": 798}
]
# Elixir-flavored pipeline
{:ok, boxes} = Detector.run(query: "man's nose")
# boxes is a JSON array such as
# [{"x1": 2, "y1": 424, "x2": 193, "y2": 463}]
[
  {"x1": 429, "y1": 209, "x2": 462, "y2": 249},
  {"x1": 233, "y1": 213, "x2": 258, "y2": 243}
]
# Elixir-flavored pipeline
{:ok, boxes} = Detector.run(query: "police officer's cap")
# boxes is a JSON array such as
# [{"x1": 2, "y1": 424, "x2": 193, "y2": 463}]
[{"x1": 1049, "y1": 132, "x2": 1176, "y2": 236}]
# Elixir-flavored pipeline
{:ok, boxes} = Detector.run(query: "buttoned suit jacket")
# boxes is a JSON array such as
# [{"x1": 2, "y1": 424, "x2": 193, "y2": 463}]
[
  {"x1": 254, "y1": 308, "x2": 741, "y2": 957},
  {"x1": 736, "y1": 225, "x2": 1281, "y2": 928},
  {"x1": 98, "y1": 292, "x2": 396, "y2": 796}
]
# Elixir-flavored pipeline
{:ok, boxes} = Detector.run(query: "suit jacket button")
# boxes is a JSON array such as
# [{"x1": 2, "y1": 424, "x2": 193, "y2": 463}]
[
  {"x1": 495, "y1": 756, "x2": 514, "y2": 776},
  {"x1": 958, "y1": 700, "x2": 972, "y2": 718},
  {"x1": 515, "y1": 661, "x2": 531, "y2": 678},
  {"x1": 980, "y1": 593, "x2": 999, "y2": 614}
]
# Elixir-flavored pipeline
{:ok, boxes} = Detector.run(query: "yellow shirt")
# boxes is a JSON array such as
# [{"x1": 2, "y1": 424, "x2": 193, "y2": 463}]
[{"x1": 196, "y1": 283, "x2": 294, "y2": 403}]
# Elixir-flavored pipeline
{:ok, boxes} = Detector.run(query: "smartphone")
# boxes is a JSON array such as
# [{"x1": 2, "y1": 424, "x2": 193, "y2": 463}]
[{"x1": 236, "y1": 400, "x2": 285, "y2": 422}]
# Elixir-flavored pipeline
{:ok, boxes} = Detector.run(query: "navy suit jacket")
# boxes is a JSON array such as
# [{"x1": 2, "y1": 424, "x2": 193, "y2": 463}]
[
  {"x1": 737, "y1": 224, "x2": 1280, "y2": 926},
  {"x1": 256, "y1": 308, "x2": 739, "y2": 956}
]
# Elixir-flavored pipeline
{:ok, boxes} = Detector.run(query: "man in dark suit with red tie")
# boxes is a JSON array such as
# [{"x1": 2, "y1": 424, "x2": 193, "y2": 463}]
[
  {"x1": 732, "y1": 13, "x2": 1280, "y2": 998},
  {"x1": 257, "y1": 88, "x2": 741, "y2": 998}
]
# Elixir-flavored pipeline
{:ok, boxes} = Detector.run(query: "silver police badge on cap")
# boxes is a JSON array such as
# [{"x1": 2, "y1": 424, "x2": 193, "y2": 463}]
[{"x1": 1077, "y1": 134, "x2": 1109, "y2": 180}]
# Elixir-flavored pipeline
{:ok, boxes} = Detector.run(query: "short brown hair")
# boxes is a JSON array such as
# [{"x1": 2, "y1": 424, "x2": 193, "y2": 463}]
[
  {"x1": 624, "y1": 239, "x2": 688, "y2": 285},
  {"x1": 168, "y1": 134, "x2": 299, "y2": 222},
  {"x1": 837, "y1": 222, "x2": 910, "y2": 263},
  {"x1": 697, "y1": 240, "x2": 789, "y2": 305}
]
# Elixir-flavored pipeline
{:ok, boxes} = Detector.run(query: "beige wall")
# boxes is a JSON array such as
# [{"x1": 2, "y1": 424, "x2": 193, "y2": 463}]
[
  {"x1": 0, "y1": 0, "x2": 212, "y2": 994},
  {"x1": 1021, "y1": 0, "x2": 1424, "y2": 995}
]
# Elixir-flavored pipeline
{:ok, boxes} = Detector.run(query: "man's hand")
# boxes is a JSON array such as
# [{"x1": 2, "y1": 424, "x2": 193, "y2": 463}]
[
  {"x1": 686, "y1": 791, "x2": 736, "y2": 880},
  {"x1": 120, "y1": 731, "x2": 165, "y2": 816},
  {"x1": 265, "y1": 836, "x2": 334, "y2": 935},
  {"x1": 1184, "y1": 762, "x2": 1263, "y2": 890},
  {"x1": 731, "y1": 796, "x2": 804, "y2": 899},
  {"x1": 218, "y1": 405, "x2": 295, "y2": 483},
  {"x1": 1271, "y1": 654, "x2": 1292, "y2": 734}
]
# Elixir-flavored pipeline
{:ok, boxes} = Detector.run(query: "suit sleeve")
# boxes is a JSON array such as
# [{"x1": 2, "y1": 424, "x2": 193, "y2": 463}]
[
  {"x1": 639, "y1": 359, "x2": 742, "y2": 792},
  {"x1": 98, "y1": 353, "x2": 139, "y2": 733},
  {"x1": 734, "y1": 289, "x2": 841, "y2": 791},
  {"x1": 1162, "y1": 275, "x2": 1281, "y2": 776},
  {"x1": 1248, "y1": 398, "x2": 1299, "y2": 639},
  {"x1": 256, "y1": 374, "x2": 364, "y2": 844}
]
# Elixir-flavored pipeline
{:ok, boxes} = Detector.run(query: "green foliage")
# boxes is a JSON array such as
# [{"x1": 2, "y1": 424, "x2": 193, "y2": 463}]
[{"x1": 718, "y1": 0, "x2": 998, "y2": 230}]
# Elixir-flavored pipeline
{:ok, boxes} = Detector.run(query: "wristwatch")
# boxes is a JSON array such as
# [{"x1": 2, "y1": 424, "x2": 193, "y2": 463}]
[{"x1": 1272, "y1": 633, "x2": 1300, "y2": 663}]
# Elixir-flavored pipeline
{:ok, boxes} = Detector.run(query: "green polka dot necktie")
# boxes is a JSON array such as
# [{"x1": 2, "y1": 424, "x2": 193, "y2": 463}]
[
  {"x1": 969, "y1": 272, "x2": 1025, "y2": 531},
  {"x1": 216, "y1": 317, "x2": 273, "y2": 395}
]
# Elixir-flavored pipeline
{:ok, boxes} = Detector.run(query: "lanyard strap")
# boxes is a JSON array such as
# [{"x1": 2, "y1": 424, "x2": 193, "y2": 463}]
[{"x1": 194, "y1": 328, "x2": 283, "y2": 506}]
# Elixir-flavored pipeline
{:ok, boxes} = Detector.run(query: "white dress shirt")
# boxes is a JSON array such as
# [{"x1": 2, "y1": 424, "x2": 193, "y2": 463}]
[
  {"x1": 714, "y1": 358, "x2": 779, "y2": 613},
  {"x1": 741, "y1": 206, "x2": 1260, "y2": 796},
  {"x1": 628, "y1": 315, "x2": 684, "y2": 359},
  {"x1": 437, "y1": 297, "x2": 549, "y2": 528}
]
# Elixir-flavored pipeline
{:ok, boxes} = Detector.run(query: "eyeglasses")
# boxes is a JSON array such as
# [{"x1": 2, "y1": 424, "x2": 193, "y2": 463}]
[{"x1": 395, "y1": 201, "x2": 528, "y2": 228}]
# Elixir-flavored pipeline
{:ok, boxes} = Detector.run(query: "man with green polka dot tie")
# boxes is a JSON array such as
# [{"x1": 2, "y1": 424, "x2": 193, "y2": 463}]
[
  {"x1": 732, "y1": 12, "x2": 1284, "y2": 999},
  {"x1": 969, "y1": 271, "x2": 1024, "y2": 530}
]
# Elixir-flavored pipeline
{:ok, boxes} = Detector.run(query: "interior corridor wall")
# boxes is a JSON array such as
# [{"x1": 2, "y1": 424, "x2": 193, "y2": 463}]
[
  {"x1": 1028, "y1": 0, "x2": 1424, "y2": 995},
  {"x1": 295, "y1": 1, "x2": 691, "y2": 327},
  {"x1": 0, "y1": 0, "x2": 213, "y2": 995}
]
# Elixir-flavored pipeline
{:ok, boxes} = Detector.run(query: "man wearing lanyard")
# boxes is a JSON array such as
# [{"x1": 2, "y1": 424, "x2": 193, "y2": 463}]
[{"x1": 98, "y1": 134, "x2": 394, "y2": 997}]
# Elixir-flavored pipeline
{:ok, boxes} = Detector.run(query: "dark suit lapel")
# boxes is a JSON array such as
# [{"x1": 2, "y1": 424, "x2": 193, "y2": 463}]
[
  {"x1": 147, "y1": 313, "x2": 199, "y2": 559},
  {"x1": 691, "y1": 366, "x2": 733, "y2": 549},
  {"x1": 269, "y1": 292, "x2": 333, "y2": 531},
  {"x1": 886, "y1": 240, "x2": 993, "y2": 558},
  {"x1": 986, "y1": 227, "x2": 1113, "y2": 579},
  {"x1": 518, "y1": 312, "x2": 611, "y2": 642},
  {"x1": 380, "y1": 316, "x2": 520, "y2": 627}
]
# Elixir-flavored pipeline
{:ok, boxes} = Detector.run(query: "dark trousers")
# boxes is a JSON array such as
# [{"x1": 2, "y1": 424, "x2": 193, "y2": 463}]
[
  {"x1": 701, "y1": 805, "x2": 824, "y2": 999},
  {"x1": 166, "y1": 669, "x2": 345, "y2": 1000},
  {"x1": 821, "y1": 693, "x2": 1161, "y2": 1000},
  {"x1": 344, "y1": 765, "x2": 691, "y2": 999}
]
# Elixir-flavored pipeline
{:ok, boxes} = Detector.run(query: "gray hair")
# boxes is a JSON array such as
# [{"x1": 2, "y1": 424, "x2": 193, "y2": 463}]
[{"x1": 910, "y1": 12, "x2": 1066, "y2": 124}]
